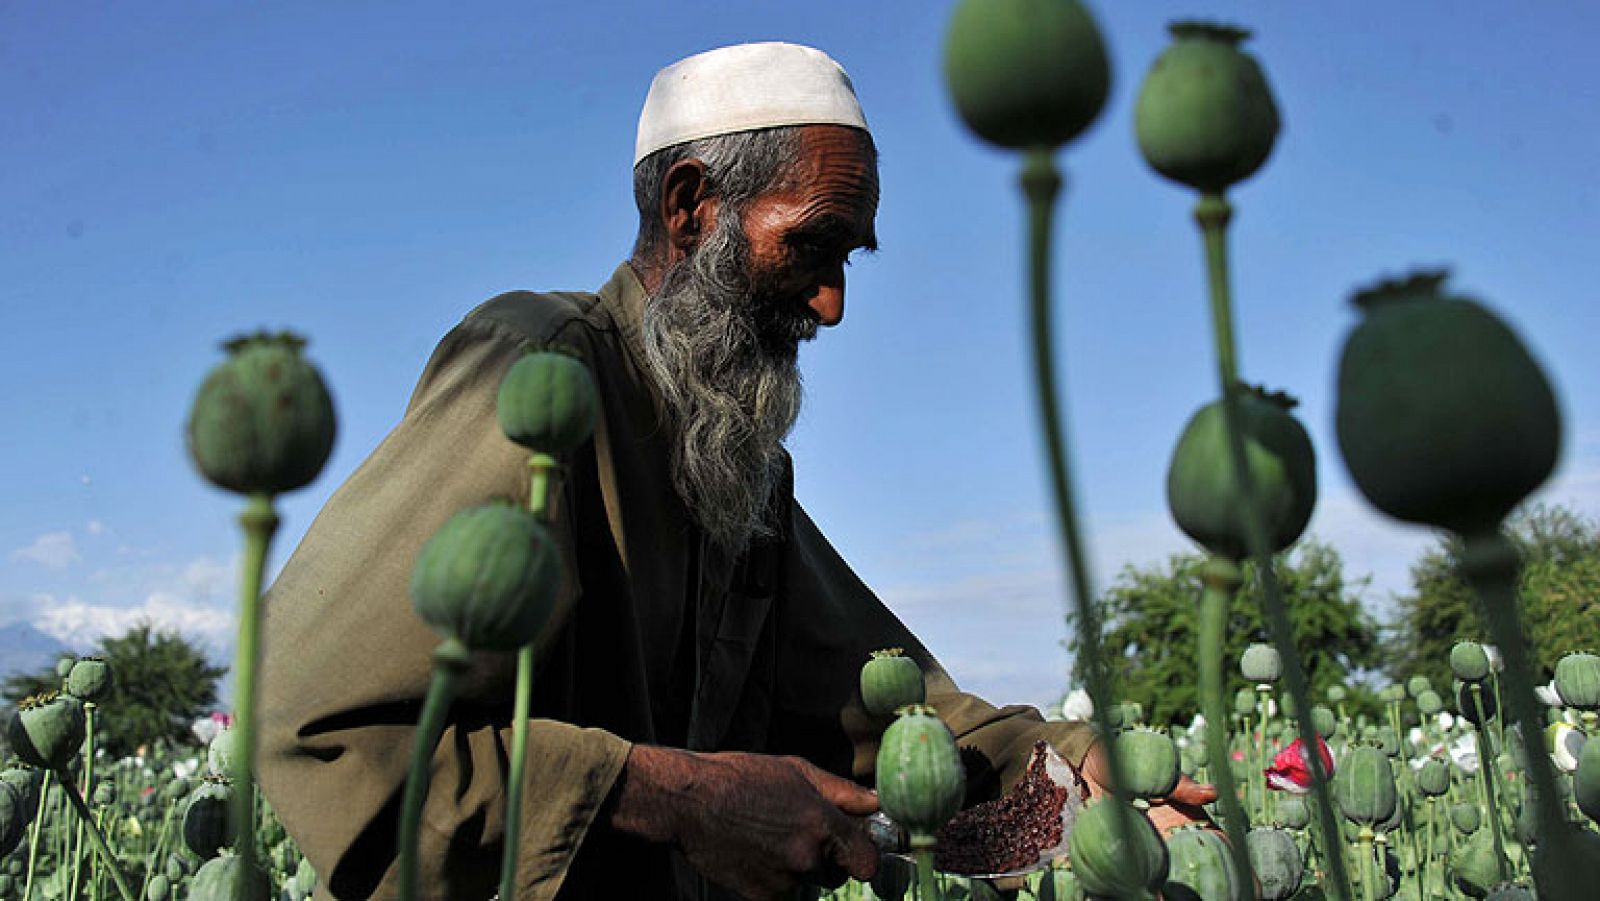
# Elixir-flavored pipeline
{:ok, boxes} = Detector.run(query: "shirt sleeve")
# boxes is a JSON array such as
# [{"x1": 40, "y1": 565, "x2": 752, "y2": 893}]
[
  {"x1": 768, "y1": 503, "x2": 1097, "y2": 804},
  {"x1": 257, "y1": 316, "x2": 631, "y2": 901}
]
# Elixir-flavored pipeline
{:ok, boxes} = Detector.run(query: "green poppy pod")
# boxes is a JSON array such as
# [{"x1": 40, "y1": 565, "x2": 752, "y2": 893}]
[
  {"x1": 1277, "y1": 690, "x2": 1298, "y2": 719},
  {"x1": 65, "y1": 656, "x2": 112, "y2": 702},
  {"x1": 496, "y1": 350, "x2": 599, "y2": 455},
  {"x1": 1574, "y1": 735, "x2": 1600, "y2": 825},
  {"x1": 1310, "y1": 705, "x2": 1338, "y2": 738},
  {"x1": 859, "y1": 648, "x2": 925, "y2": 719},
  {"x1": 1450, "y1": 801, "x2": 1482, "y2": 835},
  {"x1": 1233, "y1": 687, "x2": 1257, "y2": 718},
  {"x1": 1038, "y1": 864, "x2": 1083, "y2": 901},
  {"x1": 187, "y1": 853, "x2": 273, "y2": 901},
  {"x1": 943, "y1": 0, "x2": 1110, "y2": 151},
  {"x1": 54, "y1": 656, "x2": 75, "y2": 680},
  {"x1": 874, "y1": 705, "x2": 964, "y2": 841},
  {"x1": 1163, "y1": 824, "x2": 1239, "y2": 901},
  {"x1": 1407, "y1": 675, "x2": 1433, "y2": 698},
  {"x1": 207, "y1": 726, "x2": 240, "y2": 778},
  {"x1": 1450, "y1": 829, "x2": 1500, "y2": 898},
  {"x1": 1240, "y1": 643, "x2": 1282, "y2": 684},
  {"x1": 145, "y1": 873, "x2": 171, "y2": 901},
  {"x1": 1247, "y1": 827, "x2": 1304, "y2": 901},
  {"x1": 165, "y1": 852, "x2": 191, "y2": 881},
  {"x1": 1327, "y1": 684, "x2": 1348, "y2": 703},
  {"x1": 6, "y1": 692, "x2": 86, "y2": 771},
  {"x1": 1452, "y1": 642, "x2": 1492, "y2": 683},
  {"x1": 1167, "y1": 387, "x2": 1316, "y2": 561},
  {"x1": 1114, "y1": 728, "x2": 1181, "y2": 800},
  {"x1": 1275, "y1": 794, "x2": 1310, "y2": 830},
  {"x1": 1374, "y1": 792, "x2": 1405, "y2": 836},
  {"x1": 186, "y1": 332, "x2": 336, "y2": 497},
  {"x1": 1375, "y1": 729, "x2": 1400, "y2": 758},
  {"x1": 409, "y1": 501, "x2": 562, "y2": 653},
  {"x1": 1555, "y1": 652, "x2": 1600, "y2": 710},
  {"x1": 1379, "y1": 684, "x2": 1407, "y2": 704},
  {"x1": 1417, "y1": 689, "x2": 1444, "y2": 717},
  {"x1": 1069, "y1": 797, "x2": 1168, "y2": 899},
  {"x1": 1108, "y1": 702, "x2": 1144, "y2": 731},
  {"x1": 0, "y1": 767, "x2": 43, "y2": 815},
  {"x1": 159, "y1": 776, "x2": 191, "y2": 805},
  {"x1": 1335, "y1": 272, "x2": 1561, "y2": 535},
  {"x1": 0, "y1": 782, "x2": 24, "y2": 859},
  {"x1": 1416, "y1": 758, "x2": 1451, "y2": 797},
  {"x1": 1334, "y1": 745, "x2": 1397, "y2": 826},
  {"x1": 1124, "y1": 701, "x2": 1146, "y2": 726},
  {"x1": 1134, "y1": 22, "x2": 1279, "y2": 193},
  {"x1": 182, "y1": 777, "x2": 236, "y2": 859}
]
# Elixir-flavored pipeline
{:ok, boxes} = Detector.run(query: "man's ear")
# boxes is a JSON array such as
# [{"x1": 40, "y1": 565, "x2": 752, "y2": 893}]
[{"x1": 660, "y1": 158, "x2": 717, "y2": 257}]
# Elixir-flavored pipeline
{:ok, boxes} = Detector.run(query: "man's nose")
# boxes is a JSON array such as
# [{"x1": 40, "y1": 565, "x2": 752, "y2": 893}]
[{"x1": 806, "y1": 267, "x2": 846, "y2": 327}]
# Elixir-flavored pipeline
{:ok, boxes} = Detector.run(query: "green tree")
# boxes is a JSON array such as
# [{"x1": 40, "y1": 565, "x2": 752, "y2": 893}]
[
  {"x1": 2, "y1": 621, "x2": 226, "y2": 758},
  {"x1": 1068, "y1": 537, "x2": 1382, "y2": 728},
  {"x1": 1384, "y1": 502, "x2": 1600, "y2": 691}
]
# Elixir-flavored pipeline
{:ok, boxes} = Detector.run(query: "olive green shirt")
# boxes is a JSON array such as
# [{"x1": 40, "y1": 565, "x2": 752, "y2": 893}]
[{"x1": 257, "y1": 263, "x2": 1095, "y2": 900}]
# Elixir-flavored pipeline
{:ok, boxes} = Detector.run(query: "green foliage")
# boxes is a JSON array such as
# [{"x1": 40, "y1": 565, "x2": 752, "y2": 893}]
[
  {"x1": 1384, "y1": 503, "x2": 1600, "y2": 691},
  {"x1": 1069, "y1": 537, "x2": 1381, "y2": 727},
  {"x1": 2, "y1": 622, "x2": 225, "y2": 758}
]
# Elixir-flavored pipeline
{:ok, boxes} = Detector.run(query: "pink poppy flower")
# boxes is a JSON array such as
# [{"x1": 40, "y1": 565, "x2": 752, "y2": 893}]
[{"x1": 1265, "y1": 736, "x2": 1334, "y2": 794}]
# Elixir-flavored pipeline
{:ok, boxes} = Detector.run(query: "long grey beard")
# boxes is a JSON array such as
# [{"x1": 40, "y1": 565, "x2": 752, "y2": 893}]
[{"x1": 639, "y1": 216, "x2": 813, "y2": 554}]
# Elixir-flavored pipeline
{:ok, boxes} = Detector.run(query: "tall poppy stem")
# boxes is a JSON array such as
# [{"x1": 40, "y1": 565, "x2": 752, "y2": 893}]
[
  {"x1": 1019, "y1": 148, "x2": 1134, "y2": 852},
  {"x1": 1195, "y1": 192, "x2": 1350, "y2": 901}
]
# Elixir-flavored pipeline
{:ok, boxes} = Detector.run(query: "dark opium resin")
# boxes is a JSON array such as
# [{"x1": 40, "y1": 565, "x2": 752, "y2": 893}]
[{"x1": 935, "y1": 741, "x2": 1074, "y2": 875}]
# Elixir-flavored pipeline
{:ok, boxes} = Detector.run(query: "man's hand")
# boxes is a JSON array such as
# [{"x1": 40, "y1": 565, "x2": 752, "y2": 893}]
[
  {"x1": 604, "y1": 745, "x2": 881, "y2": 900},
  {"x1": 1078, "y1": 742, "x2": 1219, "y2": 835}
]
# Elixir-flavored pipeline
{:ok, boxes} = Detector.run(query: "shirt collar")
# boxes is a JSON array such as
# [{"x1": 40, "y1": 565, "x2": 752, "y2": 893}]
[{"x1": 597, "y1": 261, "x2": 651, "y2": 369}]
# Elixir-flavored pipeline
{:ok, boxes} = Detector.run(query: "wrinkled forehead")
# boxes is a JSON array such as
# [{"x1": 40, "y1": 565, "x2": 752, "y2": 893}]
[{"x1": 782, "y1": 125, "x2": 881, "y2": 212}]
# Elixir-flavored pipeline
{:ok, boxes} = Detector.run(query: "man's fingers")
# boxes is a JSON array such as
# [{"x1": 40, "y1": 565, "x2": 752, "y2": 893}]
[
  {"x1": 1167, "y1": 775, "x2": 1219, "y2": 806},
  {"x1": 824, "y1": 816, "x2": 882, "y2": 883},
  {"x1": 793, "y1": 758, "x2": 880, "y2": 816}
]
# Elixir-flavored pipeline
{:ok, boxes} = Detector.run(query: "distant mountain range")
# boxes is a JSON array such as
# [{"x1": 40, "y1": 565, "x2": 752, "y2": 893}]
[{"x1": 0, "y1": 621, "x2": 70, "y2": 683}]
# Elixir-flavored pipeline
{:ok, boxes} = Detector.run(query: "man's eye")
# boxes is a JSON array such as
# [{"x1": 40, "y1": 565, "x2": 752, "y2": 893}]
[{"x1": 792, "y1": 241, "x2": 828, "y2": 262}]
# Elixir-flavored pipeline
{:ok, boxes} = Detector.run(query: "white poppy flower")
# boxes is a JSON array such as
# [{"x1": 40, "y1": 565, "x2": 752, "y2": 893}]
[
  {"x1": 1548, "y1": 722, "x2": 1586, "y2": 773},
  {"x1": 191, "y1": 716, "x2": 222, "y2": 746},
  {"x1": 1060, "y1": 688, "x2": 1093, "y2": 722},
  {"x1": 1449, "y1": 733, "x2": 1479, "y2": 774},
  {"x1": 1536, "y1": 680, "x2": 1562, "y2": 708}
]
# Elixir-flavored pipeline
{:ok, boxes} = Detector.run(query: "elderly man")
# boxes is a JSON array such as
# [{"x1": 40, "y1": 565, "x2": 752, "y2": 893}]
[{"x1": 258, "y1": 43, "x2": 1211, "y2": 901}]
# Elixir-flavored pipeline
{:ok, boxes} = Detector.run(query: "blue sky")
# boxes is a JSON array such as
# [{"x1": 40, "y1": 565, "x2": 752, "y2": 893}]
[{"x1": 4, "y1": 1, "x2": 1599, "y2": 711}]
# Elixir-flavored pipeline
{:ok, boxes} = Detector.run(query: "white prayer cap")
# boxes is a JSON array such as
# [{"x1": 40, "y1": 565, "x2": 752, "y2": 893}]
[{"x1": 634, "y1": 42, "x2": 870, "y2": 165}]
